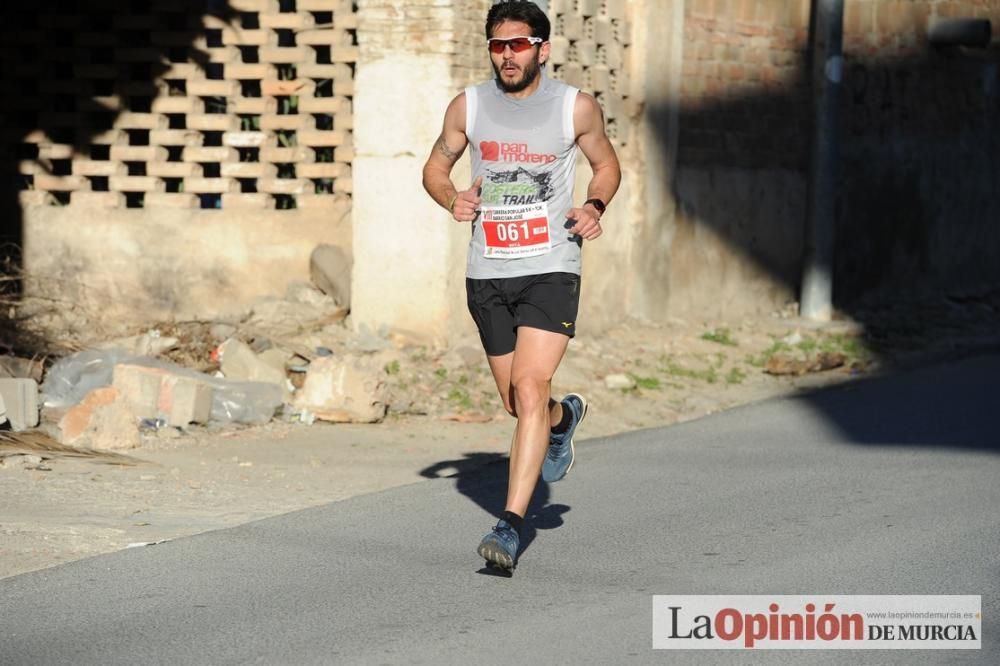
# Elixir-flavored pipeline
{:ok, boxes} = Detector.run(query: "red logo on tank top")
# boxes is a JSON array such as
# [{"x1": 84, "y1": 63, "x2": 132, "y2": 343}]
[{"x1": 479, "y1": 140, "x2": 556, "y2": 164}]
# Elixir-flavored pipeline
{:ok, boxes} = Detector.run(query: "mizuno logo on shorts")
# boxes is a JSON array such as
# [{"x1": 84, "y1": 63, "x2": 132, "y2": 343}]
[{"x1": 561, "y1": 322, "x2": 574, "y2": 329}]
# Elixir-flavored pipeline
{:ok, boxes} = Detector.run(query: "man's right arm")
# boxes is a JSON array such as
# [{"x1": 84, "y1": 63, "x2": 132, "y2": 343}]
[{"x1": 422, "y1": 93, "x2": 469, "y2": 217}]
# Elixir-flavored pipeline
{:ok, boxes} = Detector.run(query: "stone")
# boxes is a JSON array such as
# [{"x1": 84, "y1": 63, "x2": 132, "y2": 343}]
[
  {"x1": 309, "y1": 243, "x2": 352, "y2": 309},
  {"x1": 603, "y1": 373, "x2": 637, "y2": 390},
  {"x1": 286, "y1": 280, "x2": 339, "y2": 309},
  {"x1": 0, "y1": 378, "x2": 40, "y2": 431},
  {"x1": 57, "y1": 386, "x2": 141, "y2": 450},
  {"x1": 209, "y1": 323, "x2": 238, "y2": 342},
  {"x1": 92, "y1": 330, "x2": 179, "y2": 356},
  {"x1": 258, "y1": 348, "x2": 292, "y2": 375},
  {"x1": 293, "y1": 355, "x2": 388, "y2": 423},
  {"x1": 765, "y1": 352, "x2": 847, "y2": 376},
  {"x1": 0, "y1": 356, "x2": 45, "y2": 382},
  {"x1": 217, "y1": 339, "x2": 289, "y2": 398},
  {"x1": 111, "y1": 365, "x2": 214, "y2": 427}
]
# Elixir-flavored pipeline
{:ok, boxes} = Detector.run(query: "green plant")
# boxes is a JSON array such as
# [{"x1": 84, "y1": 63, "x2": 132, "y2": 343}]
[
  {"x1": 660, "y1": 356, "x2": 718, "y2": 383},
  {"x1": 726, "y1": 367, "x2": 747, "y2": 384},
  {"x1": 447, "y1": 387, "x2": 473, "y2": 410},
  {"x1": 630, "y1": 374, "x2": 661, "y2": 390},
  {"x1": 747, "y1": 339, "x2": 793, "y2": 367},
  {"x1": 701, "y1": 327, "x2": 738, "y2": 347},
  {"x1": 384, "y1": 360, "x2": 400, "y2": 375},
  {"x1": 434, "y1": 367, "x2": 448, "y2": 380}
]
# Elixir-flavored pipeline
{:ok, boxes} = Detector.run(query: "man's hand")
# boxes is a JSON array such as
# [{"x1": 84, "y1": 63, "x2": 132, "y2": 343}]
[
  {"x1": 565, "y1": 204, "x2": 603, "y2": 241},
  {"x1": 451, "y1": 176, "x2": 482, "y2": 222}
]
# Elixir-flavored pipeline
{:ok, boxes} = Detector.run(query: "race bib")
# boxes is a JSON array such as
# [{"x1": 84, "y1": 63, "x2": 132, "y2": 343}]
[{"x1": 481, "y1": 202, "x2": 551, "y2": 259}]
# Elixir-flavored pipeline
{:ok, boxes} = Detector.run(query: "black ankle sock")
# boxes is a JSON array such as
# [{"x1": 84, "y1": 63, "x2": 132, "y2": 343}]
[
  {"x1": 550, "y1": 398, "x2": 571, "y2": 434},
  {"x1": 501, "y1": 511, "x2": 523, "y2": 534}
]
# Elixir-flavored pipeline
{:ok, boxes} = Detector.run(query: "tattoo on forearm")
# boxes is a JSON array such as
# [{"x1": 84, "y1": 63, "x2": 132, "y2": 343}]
[{"x1": 436, "y1": 135, "x2": 460, "y2": 161}]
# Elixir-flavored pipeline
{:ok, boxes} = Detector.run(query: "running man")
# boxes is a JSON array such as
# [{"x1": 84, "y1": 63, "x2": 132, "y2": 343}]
[{"x1": 422, "y1": 0, "x2": 621, "y2": 570}]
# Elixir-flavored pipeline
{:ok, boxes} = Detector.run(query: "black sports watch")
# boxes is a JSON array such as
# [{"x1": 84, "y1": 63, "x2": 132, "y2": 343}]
[{"x1": 584, "y1": 198, "x2": 606, "y2": 215}]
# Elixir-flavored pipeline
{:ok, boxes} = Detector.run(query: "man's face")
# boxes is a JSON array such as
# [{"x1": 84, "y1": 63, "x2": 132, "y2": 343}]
[{"x1": 489, "y1": 20, "x2": 549, "y2": 94}]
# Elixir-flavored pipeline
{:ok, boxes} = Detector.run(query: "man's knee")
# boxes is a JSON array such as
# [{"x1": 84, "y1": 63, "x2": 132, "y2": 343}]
[{"x1": 511, "y1": 376, "x2": 551, "y2": 415}]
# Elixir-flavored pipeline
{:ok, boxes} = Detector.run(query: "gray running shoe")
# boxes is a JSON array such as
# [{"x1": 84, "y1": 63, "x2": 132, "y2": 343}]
[
  {"x1": 477, "y1": 519, "x2": 519, "y2": 570},
  {"x1": 541, "y1": 393, "x2": 588, "y2": 483}
]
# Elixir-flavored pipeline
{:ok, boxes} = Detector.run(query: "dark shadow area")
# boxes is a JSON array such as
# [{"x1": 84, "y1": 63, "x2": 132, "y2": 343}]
[
  {"x1": 420, "y1": 452, "x2": 571, "y2": 568},
  {"x1": 641, "y1": 18, "x2": 1000, "y2": 448},
  {"x1": 0, "y1": 0, "x2": 234, "y2": 355},
  {"x1": 649, "y1": 31, "x2": 1000, "y2": 358},
  {"x1": 792, "y1": 352, "x2": 1000, "y2": 452}
]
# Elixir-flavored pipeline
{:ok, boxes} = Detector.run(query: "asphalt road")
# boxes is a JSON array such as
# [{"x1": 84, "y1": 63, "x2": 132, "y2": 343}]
[{"x1": 2, "y1": 356, "x2": 997, "y2": 665}]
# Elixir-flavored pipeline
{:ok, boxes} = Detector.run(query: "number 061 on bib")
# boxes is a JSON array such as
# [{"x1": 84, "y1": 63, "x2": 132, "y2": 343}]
[{"x1": 482, "y1": 202, "x2": 552, "y2": 259}]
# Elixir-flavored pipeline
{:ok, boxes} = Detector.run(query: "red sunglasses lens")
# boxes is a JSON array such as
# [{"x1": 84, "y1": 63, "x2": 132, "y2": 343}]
[{"x1": 489, "y1": 38, "x2": 534, "y2": 54}]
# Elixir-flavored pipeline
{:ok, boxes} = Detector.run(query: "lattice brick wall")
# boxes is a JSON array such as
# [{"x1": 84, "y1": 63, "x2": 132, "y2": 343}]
[
  {"x1": 547, "y1": 0, "x2": 632, "y2": 146},
  {"x1": 7, "y1": 0, "x2": 356, "y2": 211}
]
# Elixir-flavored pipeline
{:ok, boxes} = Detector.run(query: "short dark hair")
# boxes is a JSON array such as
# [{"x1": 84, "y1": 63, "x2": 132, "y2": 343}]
[{"x1": 485, "y1": 1, "x2": 551, "y2": 41}]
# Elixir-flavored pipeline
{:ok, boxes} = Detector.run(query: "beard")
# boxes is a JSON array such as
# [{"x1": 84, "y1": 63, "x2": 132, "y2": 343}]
[{"x1": 493, "y1": 56, "x2": 542, "y2": 94}]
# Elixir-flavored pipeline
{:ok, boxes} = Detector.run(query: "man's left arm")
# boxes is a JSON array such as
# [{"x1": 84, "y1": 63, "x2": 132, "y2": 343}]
[{"x1": 566, "y1": 92, "x2": 622, "y2": 240}]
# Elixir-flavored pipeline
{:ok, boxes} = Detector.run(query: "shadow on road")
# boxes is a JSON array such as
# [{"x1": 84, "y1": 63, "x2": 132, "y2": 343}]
[
  {"x1": 797, "y1": 354, "x2": 1000, "y2": 453},
  {"x1": 420, "y1": 452, "x2": 571, "y2": 572}
]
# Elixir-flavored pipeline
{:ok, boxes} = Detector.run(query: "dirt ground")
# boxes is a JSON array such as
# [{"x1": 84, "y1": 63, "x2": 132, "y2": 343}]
[{"x1": 2, "y1": 292, "x2": 998, "y2": 580}]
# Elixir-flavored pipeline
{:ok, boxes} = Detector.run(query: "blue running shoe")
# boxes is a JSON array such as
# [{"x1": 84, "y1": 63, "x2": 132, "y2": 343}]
[
  {"x1": 477, "y1": 519, "x2": 520, "y2": 570},
  {"x1": 542, "y1": 393, "x2": 588, "y2": 483}
]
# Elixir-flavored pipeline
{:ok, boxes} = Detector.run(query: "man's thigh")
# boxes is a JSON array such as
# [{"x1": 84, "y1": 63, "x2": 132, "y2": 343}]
[{"x1": 510, "y1": 326, "x2": 570, "y2": 385}]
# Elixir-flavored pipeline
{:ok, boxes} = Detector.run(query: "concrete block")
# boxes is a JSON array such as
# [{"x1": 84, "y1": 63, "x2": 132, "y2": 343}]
[
  {"x1": 297, "y1": 130, "x2": 349, "y2": 147},
  {"x1": 224, "y1": 63, "x2": 277, "y2": 79},
  {"x1": 261, "y1": 146, "x2": 312, "y2": 163},
  {"x1": 259, "y1": 46, "x2": 309, "y2": 63},
  {"x1": 186, "y1": 80, "x2": 240, "y2": 97},
  {"x1": 217, "y1": 339, "x2": 290, "y2": 400},
  {"x1": 222, "y1": 131, "x2": 271, "y2": 148},
  {"x1": 116, "y1": 112, "x2": 168, "y2": 129},
  {"x1": 56, "y1": 386, "x2": 140, "y2": 450},
  {"x1": 146, "y1": 162, "x2": 201, "y2": 178},
  {"x1": 111, "y1": 145, "x2": 168, "y2": 162},
  {"x1": 257, "y1": 178, "x2": 310, "y2": 195},
  {"x1": 260, "y1": 115, "x2": 314, "y2": 131},
  {"x1": 299, "y1": 97, "x2": 348, "y2": 114},
  {"x1": 32, "y1": 174, "x2": 87, "y2": 191},
  {"x1": 0, "y1": 378, "x2": 40, "y2": 431},
  {"x1": 111, "y1": 364, "x2": 214, "y2": 427},
  {"x1": 231, "y1": 97, "x2": 278, "y2": 114},
  {"x1": 182, "y1": 146, "x2": 239, "y2": 163},
  {"x1": 186, "y1": 114, "x2": 239, "y2": 132},
  {"x1": 296, "y1": 163, "x2": 349, "y2": 179},
  {"x1": 150, "y1": 129, "x2": 203, "y2": 147},
  {"x1": 292, "y1": 355, "x2": 387, "y2": 423},
  {"x1": 221, "y1": 162, "x2": 278, "y2": 178},
  {"x1": 109, "y1": 176, "x2": 165, "y2": 193},
  {"x1": 150, "y1": 96, "x2": 203, "y2": 114},
  {"x1": 184, "y1": 177, "x2": 239, "y2": 194}
]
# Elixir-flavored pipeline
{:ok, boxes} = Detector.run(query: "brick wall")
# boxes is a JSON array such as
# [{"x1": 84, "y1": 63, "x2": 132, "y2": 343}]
[
  {"x1": 836, "y1": 0, "x2": 1000, "y2": 302},
  {"x1": 678, "y1": 0, "x2": 812, "y2": 169},
  {"x1": 3, "y1": 0, "x2": 357, "y2": 213}
]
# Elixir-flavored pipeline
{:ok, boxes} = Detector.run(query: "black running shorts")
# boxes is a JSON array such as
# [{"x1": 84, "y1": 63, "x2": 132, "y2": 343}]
[{"x1": 466, "y1": 272, "x2": 581, "y2": 356}]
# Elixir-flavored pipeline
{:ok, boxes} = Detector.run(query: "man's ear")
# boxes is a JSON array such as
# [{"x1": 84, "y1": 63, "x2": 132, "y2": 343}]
[{"x1": 539, "y1": 41, "x2": 551, "y2": 65}]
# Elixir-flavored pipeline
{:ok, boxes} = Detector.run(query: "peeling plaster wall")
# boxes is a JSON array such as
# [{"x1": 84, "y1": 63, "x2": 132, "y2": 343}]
[{"x1": 23, "y1": 204, "x2": 351, "y2": 326}]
